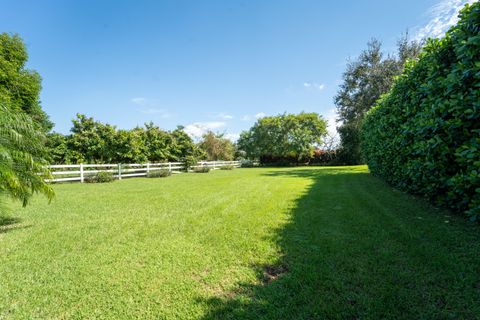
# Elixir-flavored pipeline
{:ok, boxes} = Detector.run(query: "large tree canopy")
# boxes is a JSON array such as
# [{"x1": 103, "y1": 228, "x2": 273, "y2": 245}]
[
  {"x1": 238, "y1": 112, "x2": 327, "y2": 163},
  {"x1": 0, "y1": 33, "x2": 52, "y2": 132}
]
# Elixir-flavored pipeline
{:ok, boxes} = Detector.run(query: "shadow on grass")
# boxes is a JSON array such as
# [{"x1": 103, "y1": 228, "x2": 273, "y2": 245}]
[
  {"x1": 199, "y1": 167, "x2": 480, "y2": 319},
  {"x1": 0, "y1": 216, "x2": 28, "y2": 234}
]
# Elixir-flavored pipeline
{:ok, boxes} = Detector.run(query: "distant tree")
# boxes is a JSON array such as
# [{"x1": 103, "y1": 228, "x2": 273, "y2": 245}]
[
  {"x1": 170, "y1": 126, "x2": 205, "y2": 162},
  {"x1": 46, "y1": 117, "x2": 207, "y2": 165},
  {"x1": 0, "y1": 106, "x2": 54, "y2": 207},
  {"x1": 0, "y1": 33, "x2": 53, "y2": 132},
  {"x1": 111, "y1": 128, "x2": 147, "y2": 163},
  {"x1": 141, "y1": 122, "x2": 174, "y2": 161},
  {"x1": 198, "y1": 131, "x2": 235, "y2": 161},
  {"x1": 334, "y1": 36, "x2": 422, "y2": 164},
  {"x1": 238, "y1": 112, "x2": 328, "y2": 163},
  {"x1": 46, "y1": 132, "x2": 70, "y2": 164},
  {"x1": 67, "y1": 114, "x2": 117, "y2": 163}
]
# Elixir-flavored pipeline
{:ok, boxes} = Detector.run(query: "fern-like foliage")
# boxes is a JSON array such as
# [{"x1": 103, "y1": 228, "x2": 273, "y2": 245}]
[{"x1": 0, "y1": 106, "x2": 54, "y2": 206}]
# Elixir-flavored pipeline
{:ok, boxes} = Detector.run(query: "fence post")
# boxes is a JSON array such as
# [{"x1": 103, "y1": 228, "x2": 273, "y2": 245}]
[
  {"x1": 118, "y1": 163, "x2": 122, "y2": 180},
  {"x1": 80, "y1": 163, "x2": 84, "y2": 183},
  {"x1": 146, "y1": 163, "x2": 150, "y2": 175},
  {"x1": 169, "y1": 162, "x2": 172, "y2": 172},
  {"x1": 213, "y1": 161, "x2": 216, "y2": 170}
]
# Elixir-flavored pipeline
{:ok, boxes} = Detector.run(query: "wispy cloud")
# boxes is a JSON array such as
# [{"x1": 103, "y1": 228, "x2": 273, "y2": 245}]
[
  {"x1": 184, "y1": 121, "x2": 226, "y2": 139},
  {"x1": 255, "y1": 112, "x2": 266, "y2": 119},
  {"x1": 131, "y1": 97, "x2": 147, "y2": 105},
  {"x1": 130, "y1": 97, "x2": 172, "y2": 118},
  {"x1": 303, "y1": 82, "x2": 325, "y2": 91},
  {"x1": 415, "y1": 0, "x2": 475, "y2": 40},
  {"x1": 209, "y1": 112, "x2": 234, "y2": 120},
  {"x1": 241, "y1": 115, "x2": 251, "y2": 121}
]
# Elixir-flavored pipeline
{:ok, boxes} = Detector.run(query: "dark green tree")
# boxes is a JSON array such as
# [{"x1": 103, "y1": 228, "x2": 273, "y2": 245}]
[
  {"x1": 0, "y1": 33, "x2": 53, "y2": 132},
  {"x1": 334, "y1": 36, "x2": 422, "y2": 164}
]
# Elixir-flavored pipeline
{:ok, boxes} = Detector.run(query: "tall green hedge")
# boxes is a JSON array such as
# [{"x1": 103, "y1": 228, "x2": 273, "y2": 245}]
[{"x1": 361, "y1": 3, "x2": 480, "y2": 220}]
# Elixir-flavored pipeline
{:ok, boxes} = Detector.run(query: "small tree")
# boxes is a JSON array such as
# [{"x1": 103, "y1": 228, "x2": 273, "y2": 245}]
[
  {"x1": 0, "y1": 106, "x2": 54, "y2": 207},
  {"x1": 198, "y1": 131, "x2": 235, "y2": 161}
]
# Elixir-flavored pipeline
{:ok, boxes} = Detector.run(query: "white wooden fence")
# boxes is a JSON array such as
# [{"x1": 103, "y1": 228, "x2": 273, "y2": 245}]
[{"x1": 47, "y1": 161, "x2": 242, "y2": 183}]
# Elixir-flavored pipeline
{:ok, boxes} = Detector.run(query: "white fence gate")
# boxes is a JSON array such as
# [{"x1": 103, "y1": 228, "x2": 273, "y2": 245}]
[{"x1": 47, "y1": 161, "x2": 241, "y2": 183}]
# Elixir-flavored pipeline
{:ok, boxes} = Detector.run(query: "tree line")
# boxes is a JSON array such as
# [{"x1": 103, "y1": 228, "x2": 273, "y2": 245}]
[{"x1": 47, "y1": 114, "x2": 238, "y2": 165}]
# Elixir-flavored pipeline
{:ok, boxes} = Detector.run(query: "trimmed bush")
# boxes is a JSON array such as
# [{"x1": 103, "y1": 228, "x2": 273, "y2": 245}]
[
  {"x1": 310, "y1": 149, "x2": 338, "y2": 166},
  {"x1": 85, "y1": 171, "x2": 115, "y2": 183},
  {"x1": 219, "y1": 165, "x2": 235, "y2": 170},
  {"x1": 361, "y1": 3, "x2": 480, "y2": 220},
  {"x1": 193, "y1": 166, "x2": 210, "y2": 173},
  {"x1": 147, "y1": 169, "x2": 171, "y2": 178}
]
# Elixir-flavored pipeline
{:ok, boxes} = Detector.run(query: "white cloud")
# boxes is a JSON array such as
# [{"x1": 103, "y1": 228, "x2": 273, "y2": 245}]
[
  {"x1": 324, "y1": 108, "x2": 339, "y2": 136},
  {"x1": 254, "y1": 112, "x2": 266, "y2": 119},
  {"x1": 415, "y1": 0, "x2": 475, "y2": 40},
  {"x1": 241, "y1": 115, "x2": 251, "y2": 121},
  {"x1": 184, "y1": 121, "x2": 226, "y2": 139},
  {"x1": 303, "y1": 82, "x2": 325, "y2": 91},
  {"x1": 224, "y1": 133, "x2": 240, "y2": 142}
]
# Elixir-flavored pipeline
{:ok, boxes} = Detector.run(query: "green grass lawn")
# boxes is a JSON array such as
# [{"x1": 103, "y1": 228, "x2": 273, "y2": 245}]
[{"x1": 1, "y1": 166, "x2": 479, "y2": 319}]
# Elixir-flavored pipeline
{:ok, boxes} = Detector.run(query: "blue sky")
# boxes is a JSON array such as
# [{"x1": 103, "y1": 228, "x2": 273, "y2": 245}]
[{"x1": 0, "y1": 0, "x2": 473, "y2": 140}]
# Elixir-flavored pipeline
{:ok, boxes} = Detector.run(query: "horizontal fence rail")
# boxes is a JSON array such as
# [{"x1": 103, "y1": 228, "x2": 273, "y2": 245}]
[{"x1": 46, "y1": 161, "x2": 243, "y2": 183}]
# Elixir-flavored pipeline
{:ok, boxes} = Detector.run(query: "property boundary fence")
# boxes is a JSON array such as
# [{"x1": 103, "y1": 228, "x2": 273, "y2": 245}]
[{"x1": 46, "y1": 161, "x2": 242, "y2": 183}]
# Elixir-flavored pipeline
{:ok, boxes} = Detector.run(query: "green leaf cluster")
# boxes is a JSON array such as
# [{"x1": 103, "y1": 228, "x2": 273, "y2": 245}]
[
  {"x1": 361, "y1": 3, "x2": 480, "y2": 219},
  {"x1": 0, "y1": 33, "x2": 52, "y2": 132}
]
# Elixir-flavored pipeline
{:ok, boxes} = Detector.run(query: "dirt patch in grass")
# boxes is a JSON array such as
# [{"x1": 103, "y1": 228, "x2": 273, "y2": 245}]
[{"x1": 262, "y1": 264, "x2": 288, "y2": 284}]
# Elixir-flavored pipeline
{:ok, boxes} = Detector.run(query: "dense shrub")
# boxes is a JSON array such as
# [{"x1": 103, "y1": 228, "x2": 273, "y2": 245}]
[
  {"x1": 240, "y1": 160, "x2": 257, "y2": 168},
  {"x1": 147, "y1": 169, "x2": 171, "y2": 178},
  {"x1": 193, "y1": 166, "x2": 210, "y2": 173},
  {"x1": 219, "y1": 165, "x2": 235, "y2": 170},
  {"x1": 85, "y1": 171, "x2": 115, "y2": 183},
  {"x1": 310, "y1": 149, "x2": 338, "y2": 166},
  {"x1": 361, "y1": 3, "x2": 480, "y2": 219}
]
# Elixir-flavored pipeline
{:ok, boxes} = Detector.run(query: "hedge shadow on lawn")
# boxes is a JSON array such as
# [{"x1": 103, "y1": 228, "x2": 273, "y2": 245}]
[{"x1": 198, "y1": 167, "x2": 480, "y2": 319}]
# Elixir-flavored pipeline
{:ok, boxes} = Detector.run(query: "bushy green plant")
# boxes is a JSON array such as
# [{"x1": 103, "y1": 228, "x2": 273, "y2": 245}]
[
  {"x1": 182, "y1": 155, "x2": 197, "y2": 171},
  {"x1": 219, "y1": 165, "x2": 235, "y2": 170},
  {"x1": 240, "y1": 160, "x2": 256, "y2": 168},
  {"x1": 193, "y1": 166, "x2": 210, "y2": 173},
  {"x1": 361, "y1": 2, "x2": 480, "y2": 220},
  {"x1": 147, "y1": 169, "x2": 171, "y2": 178},
  {"x1": 85, "y1": 171, "x2": 114, "y2": 183}
]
